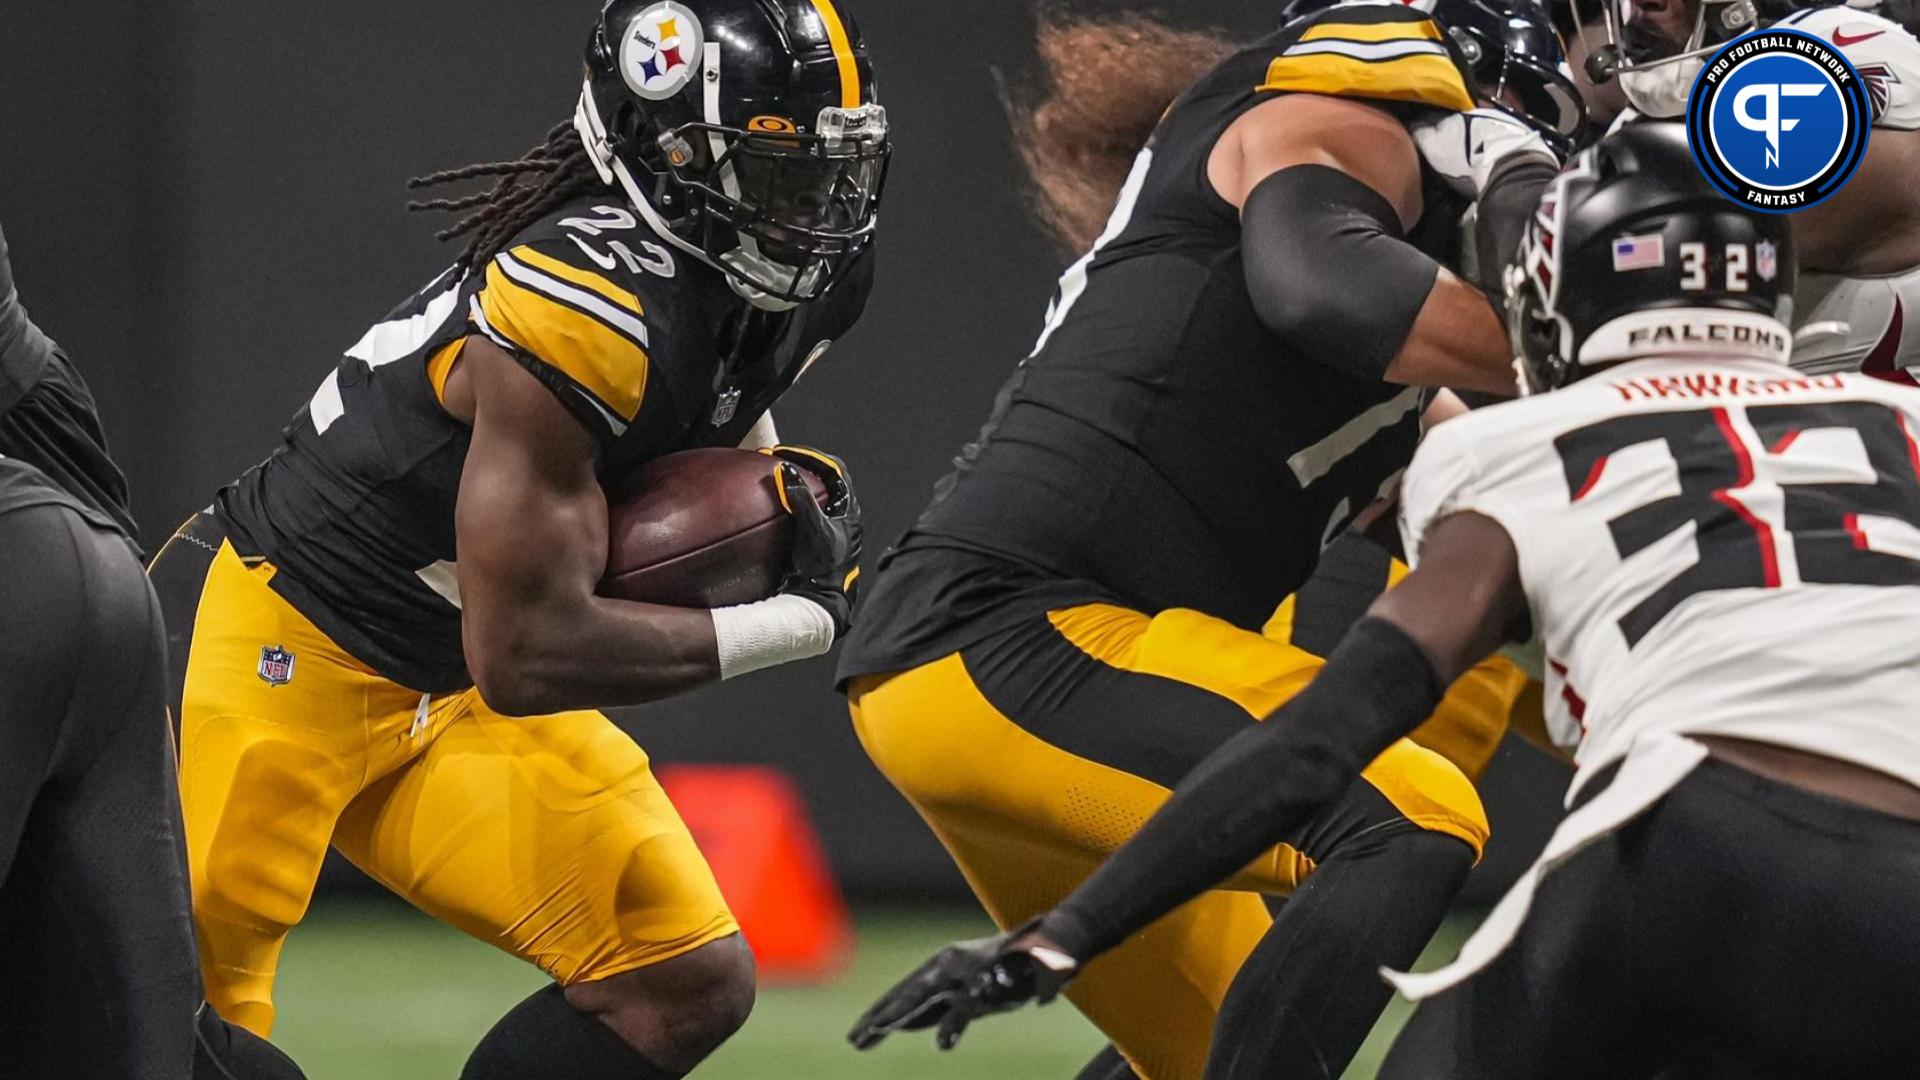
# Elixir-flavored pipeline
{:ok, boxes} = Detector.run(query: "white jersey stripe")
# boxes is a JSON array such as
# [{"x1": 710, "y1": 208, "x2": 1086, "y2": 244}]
[
  {"x1": 1030, "y1": 149, "x2": 1154, "y2": 358},
  {"x1": 1283, "y1": 39, "x2": 1449, "y2": 62},
  {"x1": 415, "y1": 559, "x2": 463, "y2": 610},
  {"x1": 1287, "y1": 387, "x2": 1420, "y2": 487},
  {"x1": 345, "y1": 278, "x2": 464, "y2": 368},
  {"x1": 310, "y1": 369, "x2": 345, "y2": 435},
  {"x1": 495, "y1": 251, "x2": 651, "y2": 349}
]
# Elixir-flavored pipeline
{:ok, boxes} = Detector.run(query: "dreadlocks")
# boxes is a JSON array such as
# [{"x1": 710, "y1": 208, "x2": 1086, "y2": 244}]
[
  {"x1": 407, "y1": 119, "x2": 611, "y2": 272},
  {"x1": 1005, "y1": 8, "x2": 1234, "y2": 256}
]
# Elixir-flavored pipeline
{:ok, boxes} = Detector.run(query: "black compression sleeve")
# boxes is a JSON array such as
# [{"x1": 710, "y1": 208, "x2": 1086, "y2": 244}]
[
  {"x1": 1039, "y1": 617, "x2": 1447, "y2": 962},
  {"x1": 1241, "y1": 165, "x2": 1442, "y2": 382},
  {"x1": 1472, "y1": 156, "x2": 1557, "y2": 297}
]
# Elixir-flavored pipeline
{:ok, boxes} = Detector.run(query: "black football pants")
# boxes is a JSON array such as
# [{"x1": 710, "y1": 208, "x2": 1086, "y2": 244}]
[
  {"x1": 0, "y1": 500, "x2": 198, "y2": 1078},
  {"x1": 1380, "y1": 756, "x2": 1920, "y2": 1079}
]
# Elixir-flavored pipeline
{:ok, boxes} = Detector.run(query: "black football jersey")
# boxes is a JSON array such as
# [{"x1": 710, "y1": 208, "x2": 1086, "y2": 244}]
[
  {"x1": 217, "y1": 194, "x2": 872, "y2": 692},
  {"x1": 839, "y1": 3, "x2": 1474, "y2": 680},
  {"x1": 0, "y1": 225, "x2": 138, "y2": 544}
]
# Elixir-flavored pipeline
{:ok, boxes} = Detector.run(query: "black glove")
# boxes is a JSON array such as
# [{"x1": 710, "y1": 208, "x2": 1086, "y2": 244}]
[
  {"x1": 848, "y1": 920, "x2": 1078, "y2": 1053},
  {"x1": 766, "y1": 445, "x2": 861, "y2": 635}
]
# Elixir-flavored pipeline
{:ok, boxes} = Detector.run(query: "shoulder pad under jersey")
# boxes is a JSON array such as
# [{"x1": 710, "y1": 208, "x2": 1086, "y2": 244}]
[
  {"x1": 1258, "y1": 1, "x2": 1476, "y2": 114},
  {"x1": 1783, "y1": 6, "x2": 1920, "y2": 129},
  {"x1": 469, "y1": 202, "x2": 680, "y2": 439}
]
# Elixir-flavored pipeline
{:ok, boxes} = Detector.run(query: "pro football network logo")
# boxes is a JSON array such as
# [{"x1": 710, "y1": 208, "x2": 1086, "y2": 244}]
[
  {"x1": 1686, "y1": 29, "x2": 1871, "y2": 213},
  {"x1": 620, "y1": 1, "x2": 705, "y2": 101},
  {"x1": 257, "y1": 645, "x2": 296, "y2": 687}
]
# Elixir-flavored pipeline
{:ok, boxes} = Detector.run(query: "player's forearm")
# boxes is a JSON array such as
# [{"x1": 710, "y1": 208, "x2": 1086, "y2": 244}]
[
  {"x1": 465, "y1": 595, "x2": 721, "y2": 716},
  {"x1": 1381, "y1": 271, "x2": 1514, "y2": 396},
  {"x1": 1038, "y1": 618, "x2": 1443, "y2": 963}
]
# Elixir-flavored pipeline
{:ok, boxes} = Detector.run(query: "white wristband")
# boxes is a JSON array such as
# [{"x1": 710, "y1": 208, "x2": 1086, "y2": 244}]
[{"x1": 709, "y1": 593, "x2": 837, "y2": 680}]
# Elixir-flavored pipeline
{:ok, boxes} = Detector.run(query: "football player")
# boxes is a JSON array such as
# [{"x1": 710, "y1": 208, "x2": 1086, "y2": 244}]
[
  {"x1": 1569, "y1": 0, "x2": 1920, "y2": 374},
  {"x1": 142, "y1": 2, "x2": 881, "y2": 1078},
  {"x1": 0, "y1": 216, "x2": 195, "y2": 1079},
  {"x1": 841, "y1": 3, "x2": 1575, "y2": 1079},
  {"x1": 859, "y1": 119, "x2": 1920, "y2": 1080},
  {"x1": 0, "y1": 224, "x2": 308, "y2": 1079}
]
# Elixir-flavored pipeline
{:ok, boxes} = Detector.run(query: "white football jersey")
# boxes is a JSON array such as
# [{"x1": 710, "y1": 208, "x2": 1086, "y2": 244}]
[
  {"x1": 1401, "y1": 357, "x2": 1920, "y2": 791},
  {"x1": 1780, "y1": 7, "x2": 1920, "y2": 375},
  {"x1": 1606, "y1": 11, "x2": 1920, "y2": 375}
]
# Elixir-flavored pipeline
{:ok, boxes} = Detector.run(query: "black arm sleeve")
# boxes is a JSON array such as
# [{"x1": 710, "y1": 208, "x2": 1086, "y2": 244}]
[
  {"x1": 1471, "y1": 156, "x2": 1558, "y2": 298},
  {"x1": 1241, "y1": 165, "x2": 1442, "y2": 382},
  {"x1": 1038, "y1": 617, "x2": 1446, "y2": 962}
]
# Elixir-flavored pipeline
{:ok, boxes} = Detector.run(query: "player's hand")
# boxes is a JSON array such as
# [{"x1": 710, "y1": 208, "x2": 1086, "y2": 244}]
[
  {"x1": 1410, "y1": 108, "x2": 1558, "y2": 197},
  {"x1": 848, "y1": 921, "x2": 1079, "y2": 1053},
  {"x1": 764, "y1": 445, "x2": 861, "y2": 635}
]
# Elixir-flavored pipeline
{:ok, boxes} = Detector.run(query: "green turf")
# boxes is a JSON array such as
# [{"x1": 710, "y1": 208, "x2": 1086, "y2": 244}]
[{"x1": 271, "y1": 901, "x2": 1471, "y2": 1079}]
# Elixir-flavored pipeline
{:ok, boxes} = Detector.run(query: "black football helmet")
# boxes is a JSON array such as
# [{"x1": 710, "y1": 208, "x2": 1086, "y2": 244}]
[
  {"x1": 1279, "y1": 0, "x2": 1587, "y2": 152},
  {"x1": 574, "y1": 0, "x2": 890, "y2": 308},
  {"x1": 1506, "y1": 122, "x2": 1795, "y2": 393}
]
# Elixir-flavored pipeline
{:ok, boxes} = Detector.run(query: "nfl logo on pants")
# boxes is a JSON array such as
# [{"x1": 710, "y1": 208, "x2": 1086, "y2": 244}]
[{"x1": 258, "y1": 645, "x2": 296, "y2": 686}]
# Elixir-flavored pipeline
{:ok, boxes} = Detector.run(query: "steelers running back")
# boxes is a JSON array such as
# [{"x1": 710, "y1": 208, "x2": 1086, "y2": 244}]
[{"x1": 145, "y1": 3, "x2": 884, "y2": 1078}]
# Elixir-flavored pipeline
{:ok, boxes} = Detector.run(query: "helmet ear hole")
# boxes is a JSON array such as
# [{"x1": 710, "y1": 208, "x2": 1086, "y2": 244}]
[
  {"x1": 1716, "y1": 0, "x2": 1758, "y2": 37},
  {"x1": 1451, "y1": 26, "x2": 1486, "y2": 64}
]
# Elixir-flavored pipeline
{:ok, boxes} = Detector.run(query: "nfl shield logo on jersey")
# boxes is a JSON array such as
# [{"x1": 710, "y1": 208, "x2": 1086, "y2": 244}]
[
  {"x1": 1756, "y1": 241, "x2": 1778, "y2": 283},
  {"x1": 710, "y1": 387, "x2": 742, "y2": 426},
  {"x1": 257, "y1": 645, "x2": 296, "y2": 687}
]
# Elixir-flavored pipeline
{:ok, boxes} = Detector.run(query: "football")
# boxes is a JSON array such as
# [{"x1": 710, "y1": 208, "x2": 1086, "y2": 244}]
[{"x1": 599, "y1": 447, "x2": 827, "y2": 608}]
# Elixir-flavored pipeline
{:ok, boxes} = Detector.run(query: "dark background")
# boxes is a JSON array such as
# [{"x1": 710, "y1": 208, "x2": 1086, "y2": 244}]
[{"x1": 0, "y1": 1, "x2": 1565, "y2": 903}]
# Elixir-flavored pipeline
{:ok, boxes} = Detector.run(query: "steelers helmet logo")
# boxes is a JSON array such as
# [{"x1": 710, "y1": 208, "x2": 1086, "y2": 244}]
[
  {"x1": 1686, "y1": 29, "x2": 1871, "y2": 213},
  {"x1": 619, "y1": 1, "x2": 705, "y2": 101}
]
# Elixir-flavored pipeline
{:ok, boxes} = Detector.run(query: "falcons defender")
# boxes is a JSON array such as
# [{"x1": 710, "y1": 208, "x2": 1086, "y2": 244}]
[
  {"x1": 1578, "y1": 0, "x2": 1920, "y2": 377},
  {"x1": 855, "y1": 123, "x2": 1920, "y2": 1079}
]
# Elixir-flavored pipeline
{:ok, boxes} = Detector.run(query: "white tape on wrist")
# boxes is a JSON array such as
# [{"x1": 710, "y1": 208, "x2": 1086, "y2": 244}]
[{"x1": 710, "y1": 593, "x2": 837, "y2": 680}]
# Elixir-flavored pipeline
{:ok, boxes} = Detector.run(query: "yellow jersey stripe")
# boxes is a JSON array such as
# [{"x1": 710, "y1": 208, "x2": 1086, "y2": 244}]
[
  {"x1": 480, "y1": 263, "x2": 650, "y2": 423},
  {"x1": 1298, "y1": 19, "x2": 1444, "y2": 44},
  {"x1": 493, "y1": 252, "x2": 648, "y2": 347},
  {"x1": 425, "y1": 339, "x2": 462, "y2": 405},
  {"x1": 511, "y1": 245, "x2": 644, "y2": 318},
  {"x1": 811, "y1": 0, "x2": 861, "y2": 108},
  {"x1": 1259, "y1": 52, "x2": 1475, "y2": 112}
]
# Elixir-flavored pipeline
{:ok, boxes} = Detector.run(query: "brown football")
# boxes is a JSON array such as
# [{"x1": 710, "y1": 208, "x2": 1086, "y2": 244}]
[{"x1": 599, "y1": 448, "x2": 827, "y2": 608}]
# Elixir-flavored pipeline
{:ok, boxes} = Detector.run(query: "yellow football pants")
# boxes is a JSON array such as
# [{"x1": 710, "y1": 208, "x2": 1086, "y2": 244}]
[
  {"x1": 851, "y1": 600, "x2": 1516, "y2": 1080},
  {"x1": 1266, "y1": 558, "x2": 1529, "y2": 781},
  {"x1": 152, "y1": 524, "x2": 737, "y2": 1036}
]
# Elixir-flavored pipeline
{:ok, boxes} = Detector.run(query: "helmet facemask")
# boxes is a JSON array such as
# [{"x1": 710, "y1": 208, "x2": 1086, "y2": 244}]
[
  {"x1": 1576, "y1": 0, "x2": 1770, "y2": 117},
  {"x1": 658, "y1": 104, "x2": 890, "y2": 303}
]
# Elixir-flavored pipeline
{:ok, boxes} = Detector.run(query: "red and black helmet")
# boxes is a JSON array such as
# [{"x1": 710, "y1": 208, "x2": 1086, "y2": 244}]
[
  {"x1": 1507, "y1": 123, "x2": 1795, "y2": 393},
  {"x1": 574, "y1": 0, "x2": 890, "y2": 307}
]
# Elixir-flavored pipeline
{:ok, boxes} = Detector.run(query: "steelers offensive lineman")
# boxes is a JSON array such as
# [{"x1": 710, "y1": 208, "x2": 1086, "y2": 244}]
[
  {"x1": 144, "y1": 2, "x2": 882, "y2": 1077},
  {"x1": 860, "y1": 122, "x2": 1920, "y2": 1080},
  {"x1": 843, "y1": 2, "x2": 1579, "y2": 1078}
]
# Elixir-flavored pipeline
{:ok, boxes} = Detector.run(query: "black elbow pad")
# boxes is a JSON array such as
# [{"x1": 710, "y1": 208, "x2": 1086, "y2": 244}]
[{"x1": 1241, "y1": 164, "x2": 1442, "y2": 381}]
